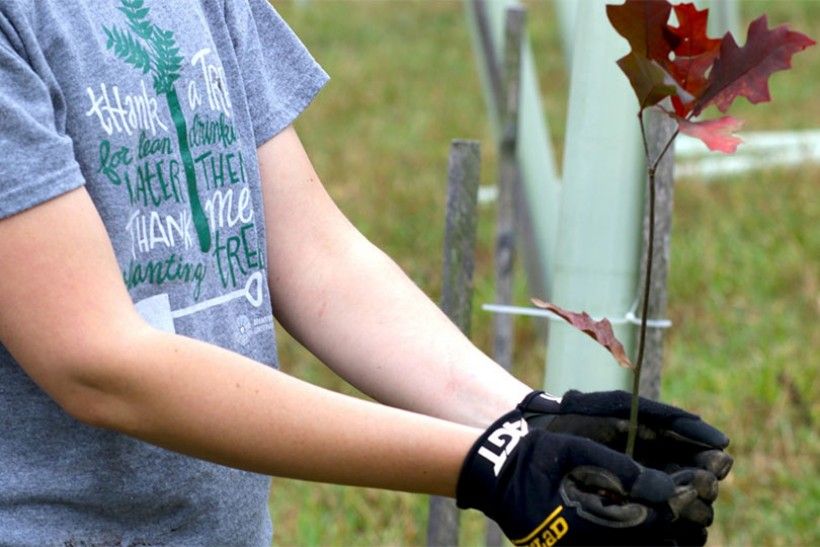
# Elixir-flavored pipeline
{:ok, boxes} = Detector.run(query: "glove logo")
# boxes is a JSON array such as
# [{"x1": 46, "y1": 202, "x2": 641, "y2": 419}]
[
  {"x1": 477, "y1": 418, "x2": 528, "y2": 476},
  {"x1": 538, "y1": 392, "x2": 562, "y2": 404},
  {"x1": 513, "y1": 505, "x2": 569, "y2": 547}
]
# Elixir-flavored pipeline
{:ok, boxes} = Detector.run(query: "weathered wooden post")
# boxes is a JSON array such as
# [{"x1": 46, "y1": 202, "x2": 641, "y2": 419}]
[
  {"x1": 492, "y1": 5, "x2": 525, "y2": 389},
  {"x1": 426, "y1": 140, "x2": 481, "y2": 547},
  {"x1": 465, "y1": 0, "x2": 560, "y2": 300},
  {"x1": 637, "y1": 107, "x2": 676, "y2": 400},
  {"x1": 486, "y1": 7, "x2": 525, "y2": 547}
]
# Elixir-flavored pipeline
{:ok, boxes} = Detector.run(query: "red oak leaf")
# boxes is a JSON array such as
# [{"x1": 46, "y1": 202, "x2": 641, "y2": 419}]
[
  {"x1": 668, "y1": 53, "x2": 718, "y2": 116},
  {"x1": 617, "y1": 52, "x2": 677, "y2": 109},
  {"x1": 694, "y1": 15, "x2": 816, "y2": 115},
  {"x1": 668, "y1": 3, "x2": 721, "y2": 57},
  {"x1": 606, "y1": 0, "x2": 680, "y2": 63},
  {"x1": 665, "y1": 3, "x2": 722, "y2": 115},
  {"x1": 531, "y1": 298, "x2": 635, "y2": 370},
  {"x1": 677, "y1": 115, "x2": 744, "y2": 153}
]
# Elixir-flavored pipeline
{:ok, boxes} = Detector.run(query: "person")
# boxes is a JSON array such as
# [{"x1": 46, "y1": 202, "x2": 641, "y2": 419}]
[{"x1": 0, "y1": 1, "x2": 732, "y2": 545}]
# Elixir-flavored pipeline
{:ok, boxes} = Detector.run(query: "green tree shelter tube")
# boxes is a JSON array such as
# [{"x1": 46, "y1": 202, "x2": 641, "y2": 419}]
[{"x1": 545, "y1": 0, "x2": 644, "y2": 394}]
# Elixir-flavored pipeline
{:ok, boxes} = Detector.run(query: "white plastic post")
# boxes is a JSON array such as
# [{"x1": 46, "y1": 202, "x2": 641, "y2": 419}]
[
  {"x1": 697, "y1": 0, "x2": 741, "y2": 38},
  {"x1": 553, "y1": 0, "x2": 578, "y2": 66},
  {"x1": 544, "y1": 0, "x2": 645, "y2": 394}
]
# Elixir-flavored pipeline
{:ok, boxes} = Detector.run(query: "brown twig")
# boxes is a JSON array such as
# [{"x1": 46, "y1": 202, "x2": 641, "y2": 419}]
[{"x1": 626, "y1": 110, "x2": 679, "y2": 456}]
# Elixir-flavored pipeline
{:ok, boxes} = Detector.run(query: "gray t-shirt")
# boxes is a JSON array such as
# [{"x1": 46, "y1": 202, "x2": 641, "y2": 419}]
[{"x1": 0, "y1": 0, "x2": 327, "y2": 544}]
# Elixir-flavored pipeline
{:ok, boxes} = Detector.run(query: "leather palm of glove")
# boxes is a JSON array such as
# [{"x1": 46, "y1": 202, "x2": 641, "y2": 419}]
[
  {"x1": 456, "y1": 400, "x2": 708, "y2": 546},
  {"x1": 521, "y1": 390, "x2": 734, "y2": 538}
]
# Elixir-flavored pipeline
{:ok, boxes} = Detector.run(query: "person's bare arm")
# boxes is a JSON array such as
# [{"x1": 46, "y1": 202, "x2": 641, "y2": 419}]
[
  {"x1": 260, "y1": 126, "x2": 531, "y2": 428},
  {"x1": 0, "y1": 188, "x2": 479, "y2": 496}
]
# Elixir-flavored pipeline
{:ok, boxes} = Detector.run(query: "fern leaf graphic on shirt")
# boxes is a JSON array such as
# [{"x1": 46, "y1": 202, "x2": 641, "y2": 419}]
[{"x1": 103, "y1": 0, "x2": 212, "y2": 252}]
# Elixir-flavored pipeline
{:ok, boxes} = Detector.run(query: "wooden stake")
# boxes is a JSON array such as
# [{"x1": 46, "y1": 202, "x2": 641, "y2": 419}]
[{"x1": 426, "y1": 140, "x2": 480, "y2": 547}]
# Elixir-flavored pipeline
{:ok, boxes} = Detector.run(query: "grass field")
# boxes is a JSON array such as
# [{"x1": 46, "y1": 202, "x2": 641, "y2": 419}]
[{"x1": 267, "y1": 1, "x2": 820, "y2": 545}]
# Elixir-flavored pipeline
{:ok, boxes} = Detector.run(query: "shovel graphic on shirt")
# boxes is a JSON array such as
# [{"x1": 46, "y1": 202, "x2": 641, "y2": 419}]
[{"x1": 134, "y1": 271, "x2": 265, "y2": 334}]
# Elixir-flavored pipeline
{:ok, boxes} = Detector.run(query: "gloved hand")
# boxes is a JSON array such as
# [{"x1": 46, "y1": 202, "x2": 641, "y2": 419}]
[
  {"x1": 456, "y1": 401, "x2": 711, "y2": 546},
  {"x1": 519, "y1": 390, "x2": 733, "y2": 534},
  {"x1": 520, "y1": 390, "x2": 733, "y2": 477}
]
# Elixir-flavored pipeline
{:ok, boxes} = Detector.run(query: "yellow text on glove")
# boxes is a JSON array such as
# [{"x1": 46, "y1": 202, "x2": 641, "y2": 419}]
[{"x1": 513, "y1": 505, "x2": 569, "y2": 547}]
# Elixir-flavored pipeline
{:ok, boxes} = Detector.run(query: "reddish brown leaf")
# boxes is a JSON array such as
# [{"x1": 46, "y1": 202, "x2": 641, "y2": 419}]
[
  {"x1": 668, "y1": 3, "x2": 721, "y2": 57},
  {"x1": 694, "y1": 15, "x2": 816, "y2": 115},
  {"x1": 606, "y1": 0, "x2": 680, "y2": 63},
  {"x1": 676, "y1": 115, "x2": 744, "y2": 153},
  {"x1": 665, "y1": 3, "x2": 722, "y2": 116},
  {"x1": 668, "y1": 53, "x2": 717, "y2": 116},
  {"x1": 617, "y1": 52, "x2": 677, "y2": 109},
  {"x1": 531, "y1": 298, "x2": 635, "y2": 370}
]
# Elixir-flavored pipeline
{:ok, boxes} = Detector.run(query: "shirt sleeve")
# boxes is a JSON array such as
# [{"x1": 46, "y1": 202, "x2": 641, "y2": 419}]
[
  {"x1": 0, "y1": 33, "x2": 85, "y2": 220},
  {"x1": 224, "y1": 0, "x2": 329, "y2": 146}
]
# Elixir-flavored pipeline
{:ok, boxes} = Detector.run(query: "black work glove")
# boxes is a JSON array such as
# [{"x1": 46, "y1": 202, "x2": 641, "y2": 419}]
[
  {"x1": 457, "y1": 401, "x2": 708, "y2": 546},
  {"x1": 521, "y1": 390, "x2": 733, "y2": 478},
  {"x1": 521, "y1": 390, "x2": 733, "y2": 535}
]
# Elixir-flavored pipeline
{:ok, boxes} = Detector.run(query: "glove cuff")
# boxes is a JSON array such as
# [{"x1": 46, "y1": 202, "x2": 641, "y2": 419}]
[
  {"x1": 455, "y1": 407, "x2": 529, "y2": 513},
  {"x1": 518, "y1": 390, "x2": 562, "y2": 412}
]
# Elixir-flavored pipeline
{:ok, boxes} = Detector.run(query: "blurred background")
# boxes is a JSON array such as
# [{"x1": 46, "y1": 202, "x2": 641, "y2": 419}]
[{"x1": 267, "y1": 1, "x2": 819, "y2": 545}]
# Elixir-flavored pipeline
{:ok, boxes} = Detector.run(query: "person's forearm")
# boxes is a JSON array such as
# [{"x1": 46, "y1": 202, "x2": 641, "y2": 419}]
[
  {"x1": 271, "y1": 233, "x2": 531, "y2": 427},
  {"x1": 260, "y1": 127, "x2": 531, "y2": 427},
  {"x1": 77, "y1": 325, "x2": 480, "y2": 496}
]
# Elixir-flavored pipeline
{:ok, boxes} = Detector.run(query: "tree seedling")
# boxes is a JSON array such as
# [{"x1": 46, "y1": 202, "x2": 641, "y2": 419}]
[{"x1": 534, "y1": 0, "x2": 814, "y2": 456}]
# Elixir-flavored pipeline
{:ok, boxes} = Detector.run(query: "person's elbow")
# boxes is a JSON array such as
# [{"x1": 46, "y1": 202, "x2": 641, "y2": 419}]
[{"x1": 15, "y1": 315, "x2": 154, "y2": 430}]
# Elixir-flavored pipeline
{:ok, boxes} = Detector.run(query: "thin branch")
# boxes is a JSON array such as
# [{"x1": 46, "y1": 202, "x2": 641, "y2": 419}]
[
  {"x1": 638, "y1": 110, "x2": 651, "y2": 161},
  {"x1": 652, "y1": 127, "x2": 680, "y2": 172},
  {"x1": 626, "y1": 110, "x2": 679, "y2": 456}
]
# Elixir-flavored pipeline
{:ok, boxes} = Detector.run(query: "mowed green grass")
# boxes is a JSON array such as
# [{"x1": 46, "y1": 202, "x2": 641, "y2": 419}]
[{"x1": 267, "y1": 1, "x2": 819, "y2": 545}]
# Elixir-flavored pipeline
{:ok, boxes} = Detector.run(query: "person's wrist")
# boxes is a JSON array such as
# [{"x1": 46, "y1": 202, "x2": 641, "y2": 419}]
[{"x1": 452, "y1": 378, "x2": 532, "y2": 428}]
